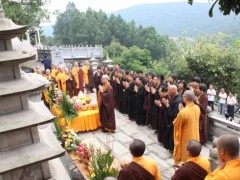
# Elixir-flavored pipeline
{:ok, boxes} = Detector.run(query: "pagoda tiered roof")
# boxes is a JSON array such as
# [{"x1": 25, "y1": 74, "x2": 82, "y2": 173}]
[{"x1": 0, "y1": 51, "x2": 35, "y2": 64}]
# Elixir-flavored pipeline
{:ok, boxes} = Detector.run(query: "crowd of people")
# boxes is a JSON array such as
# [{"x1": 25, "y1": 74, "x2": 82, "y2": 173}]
[{"x1": 38, "y1": 57, "x2": 240, "y2": 180}]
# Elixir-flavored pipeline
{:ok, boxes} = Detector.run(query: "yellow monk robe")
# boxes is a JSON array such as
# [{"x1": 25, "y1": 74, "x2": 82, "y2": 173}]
[
  {"x1": 42, "y1": 74, "x2": 52, "y2": 104},
  {"x1": 71, "y1": 66, "x2": 79, "y2": 89},
  {"x1": 173, "y1": 102, "x2": 200, "y2": 164},
  {"x1": 205, "y1": 159, "x2": 240, "y2": 180},
  {"x1": 132, "y1": 156, "x2": 161, "y2": 180},
  {"x1": 82, "y1": 64, "x2": 89, "y2": 85},
  {"x1": 187, "y1": 156, "x2": 211, "y2": 173},
  {"x1": 51, "y1": 68, "x2": 58, "y2": 79},
  {"x1": 55, "y1": 72, "x2": 67, "y2": 92}
]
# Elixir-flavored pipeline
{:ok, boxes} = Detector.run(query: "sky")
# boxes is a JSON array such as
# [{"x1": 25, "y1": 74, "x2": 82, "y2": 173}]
[{"x1": 43, "y1": 0, "x2": 208, "y2": 25}]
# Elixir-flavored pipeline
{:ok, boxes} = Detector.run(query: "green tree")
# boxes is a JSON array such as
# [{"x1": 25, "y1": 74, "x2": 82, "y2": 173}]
[
  {"x1": 188, "y1": 0, "x2": 240, "y2": 17},
  {"x1": 2, "y1": 0, "x2": 49, "y2": 25},
  {"x1": 175, "y1": 33, "x2": 240, "y2": 97}
]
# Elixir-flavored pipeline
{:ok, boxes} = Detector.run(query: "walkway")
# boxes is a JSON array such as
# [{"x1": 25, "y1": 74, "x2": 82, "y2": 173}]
[{"x1": 78, "y1": 93, "x2": 212, "y2": 179}]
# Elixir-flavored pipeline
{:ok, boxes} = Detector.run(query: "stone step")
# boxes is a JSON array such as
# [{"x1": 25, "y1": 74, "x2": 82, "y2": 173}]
[{"x1": 0, "y1": 141, "x2": 65, "y2": 174}]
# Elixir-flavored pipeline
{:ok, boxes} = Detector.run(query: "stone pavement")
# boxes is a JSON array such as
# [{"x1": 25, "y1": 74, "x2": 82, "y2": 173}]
[{"x1": 77, "y1": 94, "x2": 212, "y2": 180}]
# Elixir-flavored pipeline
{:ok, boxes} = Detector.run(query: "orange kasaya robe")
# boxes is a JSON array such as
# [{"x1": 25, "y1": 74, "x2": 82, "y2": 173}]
[
  {"x1": 173, "y1": 102, "x2": 200, "y2": 165},
  {"x1": 72, "y1": 66, "x2": 79, "y2": 89},
  {"x1": 205, "y1": 159, "x2": 240, "y2": 180},
  {"x1": 42, "y1": 74, "x2": 52, "y2": 104},
  {"x1": 82, "y1": 64, "x2": 89, "y2": 85},
  {"x1": 51, "y1": 68, "x2": 58, "y2": 79},
  {"x1": 55, "y1": 72, "x2": 67, "y2": 92},
  {"x1": 187, "y1": 156, "x2": 211, "y2": 173}
]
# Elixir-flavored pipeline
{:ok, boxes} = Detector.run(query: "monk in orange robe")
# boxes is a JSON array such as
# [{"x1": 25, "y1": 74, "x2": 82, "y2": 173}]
[
  {"x1": 172, "y1": 140, "x2": 210, "y2": 180},
  {"x1": 118, "y1": 139, "x2": 161, "y2": 180},
  {"x1": 51, "y1": 63, "x2": 58, "y2": 80},
  {"x1": 42, "y1": 69, "x2": 52, "y2": 106},
  {"x1": 71, "y1": 61, "x2": 80, "y2": 93},
  {"x1": 82, "y1": 61, "x2": 89, "y2": 93},
  {"x1": 173, "y1": 90, "x2": 200, "y2": 165},
  {"x1": 55, "y1": 66, "x2": 67, "y2": 92},
  {"x1": 205, "y1": 134, "x2": 240, "y2": 180}
]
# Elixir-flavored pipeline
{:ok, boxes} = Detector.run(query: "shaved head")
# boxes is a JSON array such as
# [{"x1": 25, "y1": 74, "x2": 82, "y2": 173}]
[
  {"x1": 168, "y1": 85, "x2": 178, "y2": 97},
  {"x1": 217, "y1": 134, "x2": 239, "y2": 158},
  {"x1": 186, "y1": 140, "x2": 202, "y2": 157}
]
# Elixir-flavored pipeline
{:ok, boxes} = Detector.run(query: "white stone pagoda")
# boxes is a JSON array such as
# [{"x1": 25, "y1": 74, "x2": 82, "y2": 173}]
[{"x1": 0, "y1": 5, "x2": 66, "y2": 180}]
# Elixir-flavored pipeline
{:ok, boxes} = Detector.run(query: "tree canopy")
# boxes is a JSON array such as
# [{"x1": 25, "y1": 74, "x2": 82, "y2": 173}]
[
  {"x1": 2, "y1": 0, "x2": 49, "y2": 25},
  {"x1": 188, "y1": 0, "x2": 240, "y2": 17}
]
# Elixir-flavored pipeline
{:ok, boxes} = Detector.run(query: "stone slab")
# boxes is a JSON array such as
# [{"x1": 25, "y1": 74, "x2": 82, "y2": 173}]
[
  {"x1": 131, "y1": 133, "x2": 154, "y2": 145},
  {"x1": 145, "y1": 153, "x2": 171, "y2": 170},
  {"x1": 111, "y1": 140, "x2": 129, "y2": 157},
  {"x1": 118, "y1": 124, "x2": 139, "y2": 136},
  {"x1": 112, "y1": 132, "x2": 133, "y2": 144},
  {"x1": 147, "y1": 144, "x2": 172, "y2": 159}
]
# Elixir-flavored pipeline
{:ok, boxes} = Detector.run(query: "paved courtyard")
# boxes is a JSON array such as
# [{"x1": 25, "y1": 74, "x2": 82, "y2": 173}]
[{"x1": 77, "y1": 94, "x2": 212, "y2": 179}]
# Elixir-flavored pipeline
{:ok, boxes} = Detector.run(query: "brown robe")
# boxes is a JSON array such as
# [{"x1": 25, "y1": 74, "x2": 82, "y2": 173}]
[
  {"x1": 198, "y1": 93, "x2": 209, "y2": 144},
  {"x1": 118, "y1": 162, "x2": 154, "y2": 180},
  {"x1": 78, "y1": 69, "x2": 84, "y2": 93},
  {"x1": 88, "y1": 67, "x2": 94, "y2": 91},
  {"x1": 98, "y1": 82, "x2": 116, "y2": 130},
  {"x1": 66, "y1": 77, "x2": 77, "y2": 97},
  {"x1": 171, "y1": 161, "x2": 208, "y2": 180}
]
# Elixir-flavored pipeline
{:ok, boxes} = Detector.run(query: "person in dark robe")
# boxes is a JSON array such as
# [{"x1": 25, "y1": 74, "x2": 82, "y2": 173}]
[
  {"x1": 127, "y1": 75, "x2": 136, "y2": 120},
  {"x1": 144, "y1": 74, "x2": 154, "y2": 127},
  {"x1": 195, "y1": 84, "x2": 209, "y2": 144},
  {"x1": 114, "y1": 70, "x2": 119, "y2": 109},
  {"x1": 98, "y1": 75, "x2": 116, "y2": 132},
  {"x1": 78, "y1": 67, "x2": 84, "y2": 93},
  {"x1": 177, "y1": 80, "x2": 187, "y2": 97},
  {"x1": 166, "y1": 74, "x2": 177, "y2": 87},
  {"x1": 155, "y1": 86, "x2": 169, "y2": 144},
  {"x1": 149, "y1": 74, "x2": 162, "y2": 130},
  {"x1": 122, "y1": 72, "x2": 129, "y2": 114},
  {"x1": 93, "y1": 66, "x2": 103, "y2": 95},
  {"x1": 66, "y1": 72, "x2": 77, "y2": 97},
  {"x1": 162, "y1": 85, "x2": 182, "y2": 152},
  {"x1": 135, "y1": 77, "x2": 146, "y2": 125},
  {"x1": 118, "y1": 139, "x2": 161, "y2": 180},
  {"x1": 117, "y1": 70, "x2": 125, "y2": 113},
  {"x1": 171, "y1": 140, "x2": 210, "y2": 180},
  {"x1": 88, "y1": 65, "x2": 94, "y2": 93}
]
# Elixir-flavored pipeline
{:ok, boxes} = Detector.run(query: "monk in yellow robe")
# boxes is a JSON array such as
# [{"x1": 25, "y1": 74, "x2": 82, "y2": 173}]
[
  {"x1": 173, "y1": 90, "x2": 200, "y2": 165},
  {"x1": 118, "y1": 139, "x2": 161, "y2": 180},
  {"x1": 82, "y1": 60, "x2": 89, "y2": 93},
  {"x1": 172, "y1": 140, "x2": 210, "y2": 180},
  {"x1": 71, "y1": 61, "x2": 79, "y2": 93},
  {"x1": 51, "y1": 64, "x2": 58, "y2": 80},
  {"x1": 42, "y1": 69, "x2": 52, "y2": 105},
  {"x1": 205, "y1": 134, "x2": 240, "y2": 180},
  {"x1": 55, "y1": 66, "x2": 67, "y2": 92}
]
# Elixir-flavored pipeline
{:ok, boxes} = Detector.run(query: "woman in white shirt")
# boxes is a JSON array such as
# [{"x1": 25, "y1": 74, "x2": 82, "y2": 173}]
[
  {"x1": 218, "y1": 88, "x2": 227, "y2": 115},
  {"x1": 227, "y1": 92, "x2": 237, "y2": 119}
]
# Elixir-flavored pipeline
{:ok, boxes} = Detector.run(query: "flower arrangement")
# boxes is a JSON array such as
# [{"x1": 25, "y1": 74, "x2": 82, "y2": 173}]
[
  {"x1": 58, "y1": 93, "x2": 78, "y2": 121},
  {"x1": 77, "y1": 143, "x2": 92, "y2": 166},
  {"x1": 48, "y1": 83, "x2": 62, "y2": 105},
  {"x1": 89, "y1": 148, "x2": 119, "y2": 180},
  {"x1": 61, "y1": 126, "x2": 80, "y2": 151}
]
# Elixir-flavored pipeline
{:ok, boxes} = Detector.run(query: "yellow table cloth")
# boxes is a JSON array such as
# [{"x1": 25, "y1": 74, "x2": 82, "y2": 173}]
[{"x1": 50, "y1": 105, "x2": 101, "y2": 132}]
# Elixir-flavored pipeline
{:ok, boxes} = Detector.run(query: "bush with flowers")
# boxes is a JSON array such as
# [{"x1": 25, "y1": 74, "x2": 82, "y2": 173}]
[
  {"x1": 48, "y1": 83, "x2": 62, "y2": 106},
  {"x1": 61, "y1": 126, "x2": 80, "y2": 151},
  {"x1": 76, "y1": 143, "x2": 92, "y2": 166},
  {"x1": 89, "y1": 148, "x2": 119, "y2": 180}
]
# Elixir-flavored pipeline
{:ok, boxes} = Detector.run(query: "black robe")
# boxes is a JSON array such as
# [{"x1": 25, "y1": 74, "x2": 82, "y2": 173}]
[
  {"x1": 128, "y1": 82, "x2": 136, "y2": 120},
  {"x1": 171, "y1": 161, "x2": 208, "y2": 180},
  {"x1": 164, "y1": 94, "x2": 182, "y2": 151},
  {"x1": 118, "y1": 162, "x2": 154, "y2": 180},
  {"x1": 118, "y1": 77, "x2": 125, "y2": 113},
  {"x1": 93, "y1": 72, "x2": 103, "y2": 95},
  {"x1": 135, "y1": 85, "x2": 146, "y2": 125},
  {"x1": 122, "y1": 86, "x2": 129, "y2": 114}
]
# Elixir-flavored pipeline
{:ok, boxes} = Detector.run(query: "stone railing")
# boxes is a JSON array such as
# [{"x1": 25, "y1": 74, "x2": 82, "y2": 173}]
[{"x1": 208, "y1": 114, "x2": 240, "y2": 171}]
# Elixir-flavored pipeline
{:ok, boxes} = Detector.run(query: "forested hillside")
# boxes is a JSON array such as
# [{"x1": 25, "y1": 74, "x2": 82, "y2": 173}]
[{"x1": 113, "y1": 2, "x2": 240, "y2": 37}]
